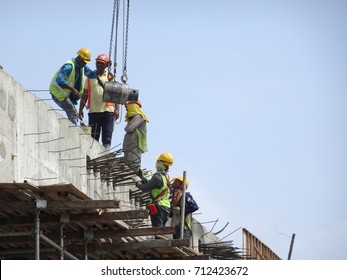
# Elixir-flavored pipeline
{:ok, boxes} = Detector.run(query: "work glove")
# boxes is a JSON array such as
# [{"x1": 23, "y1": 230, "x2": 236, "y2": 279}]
[{"x1": 132, "y1": 176, "x2": 142, "y2": 184}]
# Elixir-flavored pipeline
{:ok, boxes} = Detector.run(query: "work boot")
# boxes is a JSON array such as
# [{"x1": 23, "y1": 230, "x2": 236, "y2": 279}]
[{"x1": 103, "y1": 144, "x2": 111, "y2": 150}]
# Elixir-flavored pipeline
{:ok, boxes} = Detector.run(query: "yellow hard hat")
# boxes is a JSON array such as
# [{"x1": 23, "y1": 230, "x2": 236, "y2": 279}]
[
  {"x1": 172, "y1": 176, "x2": 189, "y2": 188},
  {"x1": 77, "y1": 48, "x2": 91, "y2": 63},
  {"x1": 156, "y1": 152, "x2": 174, "y2": 166}
]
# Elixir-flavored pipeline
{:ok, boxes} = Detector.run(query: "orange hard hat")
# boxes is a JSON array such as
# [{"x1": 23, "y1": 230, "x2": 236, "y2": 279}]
[
  {"x1": 125, "y1": 100, "x2": 142, "y2": 109},
  {"x1": 96, "y1": 54, "x2": 110, "y2": 64}
]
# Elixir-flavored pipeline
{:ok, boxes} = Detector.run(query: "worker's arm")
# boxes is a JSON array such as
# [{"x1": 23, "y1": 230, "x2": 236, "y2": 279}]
[
  {"x1": 56, "y1": 64, "x2": 80, "y2": 97},
  {"x1": 135, "y1": 173, "x2": 163, "y2": 192},
  {"x1": 78, "y1": 88, "x2": 88, "y2": 120},
  {"x1": 114, "y1": 103, "x2": 120, "y2": 120},
  {"x1": 124, "y1": 114, "x2": 144, "y2": 133},
  {"x1": 84, "y1": 65, "x2": 98, "y2": 79}
]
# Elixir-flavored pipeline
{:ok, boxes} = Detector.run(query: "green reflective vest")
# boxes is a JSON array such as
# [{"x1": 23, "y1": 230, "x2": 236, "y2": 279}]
[
  {"x1": 150, "y1": 173, "x2": 170, "y2": 208},
  {"x1": 49, "y1": 58, "x2": 84, "y2": 101}
]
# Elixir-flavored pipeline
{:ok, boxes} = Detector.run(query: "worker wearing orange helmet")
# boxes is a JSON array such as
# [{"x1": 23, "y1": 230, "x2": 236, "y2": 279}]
[
  {"x1": 132, "y1": 152, "x2": 174, "y2": 227},
  {"x1": 170, "y1": 176, "x2": 194, "y2": 241},
  {"x1": 123, "y1": 100, "x2": 148, "y2": 170},
  {"x1": 50, "y1": 48, "x2": 97, "y2": 125},
  {"x1": 78, "y1": 53, "x2": 120, "y2": 149}
]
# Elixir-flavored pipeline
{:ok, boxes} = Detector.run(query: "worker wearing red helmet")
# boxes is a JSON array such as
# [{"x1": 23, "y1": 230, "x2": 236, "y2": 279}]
[{"x1": 78, "y1": 53, "x2": 120, "y2": 149}]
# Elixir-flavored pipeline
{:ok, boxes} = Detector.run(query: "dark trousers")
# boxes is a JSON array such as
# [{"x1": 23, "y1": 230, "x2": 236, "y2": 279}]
[
  {"x1": 88, "y1": 112, "x2": 114, "y2": 145},
  {"x1": 150, "y1": 205, "x2": 170, "y2": 227}
]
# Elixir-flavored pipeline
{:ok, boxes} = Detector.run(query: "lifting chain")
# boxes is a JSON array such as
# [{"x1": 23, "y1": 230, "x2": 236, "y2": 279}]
[
  {"x1": 108, "y1": 0, "x2": 120, "y2": 79},
  {"x1": 121, "y1": 0, "x2": 130, "y2": 84},
  {"x1": 108, "y1": 0, "x2": 130, "y2": 84}
]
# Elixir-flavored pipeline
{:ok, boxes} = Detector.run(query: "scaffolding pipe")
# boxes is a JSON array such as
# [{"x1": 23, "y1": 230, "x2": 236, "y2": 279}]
[
  {"x1": 179, "y1": 171, "x2": 187, "y2": 239},
  {"x1": 35, "y1": 210, "x2": 40, "y2": 260},
  {"x1": 60, "y1": 223, "x2": 64, "y2": 260},
  {"x1": 287, "y1": 233, "x2": 296, "y2": 260},
  {"x1": 84, "y1": 240, "x2": 88, "y2": 260},
  {"x1": 40, "y1": 234, "x2": 78, "y2": 260}
]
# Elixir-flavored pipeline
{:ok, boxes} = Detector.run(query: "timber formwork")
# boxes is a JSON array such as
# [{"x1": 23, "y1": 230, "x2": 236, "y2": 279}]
[{"x1": 0, "y1": 182, "x2": 208, "y2": 260}]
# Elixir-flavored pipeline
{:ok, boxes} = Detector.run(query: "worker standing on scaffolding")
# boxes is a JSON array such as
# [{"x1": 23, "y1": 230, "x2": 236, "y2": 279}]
[
  {"x1": 171, "y1": 176, "x2": 193, "y2": 242},
  {"x1": 78, "y1": 54, "x2": 120, "y2": 150},
  {"x1": 132, "y1": 152, "x2": 173, "y2": 227},
  {"x1": 49, "y1": 48, "x2": 97, "y2": 126},
  {"x1": 123, "y1": 100, "x2": 148, "y2": 170}
]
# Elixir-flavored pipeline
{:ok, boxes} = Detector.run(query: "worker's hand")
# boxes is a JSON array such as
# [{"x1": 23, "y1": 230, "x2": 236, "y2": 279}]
[
  {"x1": 114, "y1": 108, "x2": 120, "y2": 120},
  {"x1": 172, "y1": 206, "x2": 180, "y2": 214},
  {"x1": 132, "y1": 176, "x2": 142, "y2": 184},
  {"x1": 136, "y1": 169, "x2": 143, "y2": 179},
  {"x1": 78, "y1": 110, "x2": 84, "y2": 121},
  {"x1": 72, "y1": 88, "x2": 80, "y2": 97}
]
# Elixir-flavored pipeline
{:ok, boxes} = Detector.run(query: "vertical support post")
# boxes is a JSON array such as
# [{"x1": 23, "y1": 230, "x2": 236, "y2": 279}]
[
  {"x1": 179, "y1": 171, "x2": 187, "y2": 239},
  {"x1": 84, "y1": 240, "x2": 88, "y2": 260},
  {"x1": 287, "y1": 233, "x2": 296, "y2": 260},
  {"x1": 59, "y1": 213, "x2": 69, "y2": 260},
  {"x1": 34, "y1": 200, "x2": 46, "y2": 260},
  {"x1": 34, "y1": 209, "x2": 40, "y2": 260},
  {"x1": 60, "y1": 223, "x2": 64, "y2": 260}
]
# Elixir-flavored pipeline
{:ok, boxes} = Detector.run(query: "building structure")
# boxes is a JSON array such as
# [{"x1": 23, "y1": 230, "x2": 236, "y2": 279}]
[{"x1": 0, "y1": 68, "x2": 275, "y2": 260}]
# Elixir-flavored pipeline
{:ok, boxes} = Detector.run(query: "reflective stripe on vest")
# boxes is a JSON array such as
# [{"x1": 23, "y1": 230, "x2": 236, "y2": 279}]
[
  {"x1": 150, "y1": 174, "x2": 170, "y2": 208},
  {"x1": 49, "y1": 58, "x2": 84, "y2": 101}
]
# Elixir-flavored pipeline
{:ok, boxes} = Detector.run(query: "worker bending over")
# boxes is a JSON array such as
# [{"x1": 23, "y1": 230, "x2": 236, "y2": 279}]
[
  {"x1": 50, "y1": 48, "x2": 97, "y2": 125},
  {"x1": 132, "y1": 152, "x2": 174, "y2": 227}
]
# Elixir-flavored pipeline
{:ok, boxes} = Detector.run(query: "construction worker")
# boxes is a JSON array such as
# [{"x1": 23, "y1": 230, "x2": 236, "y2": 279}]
[
  {"x1": 78, "y1": 54, "x2": 120, "y2": 149},
  {"x1": 49, "y1": 48, "x2": 97, "y2": 126},
  {"x1": 171, "y1": 176, "x2": 194, "y2": 241},
  {"x1": 123, "y1": 100, "x2": 148, "y2": 170},
  {"x1": 132, "y1": 152, "x2": 174, "y2": 227}
]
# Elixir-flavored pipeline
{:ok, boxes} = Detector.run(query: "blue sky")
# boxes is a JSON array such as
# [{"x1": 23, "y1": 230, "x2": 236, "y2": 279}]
[{"x1": 1, "y1": 0, "x2": 347, "y2": 260}]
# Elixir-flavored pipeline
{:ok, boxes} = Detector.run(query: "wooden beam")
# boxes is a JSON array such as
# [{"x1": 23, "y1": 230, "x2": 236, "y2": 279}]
[
  {"x1": 0, "y1": 210, "x2": 148, "y2": 228},
  {"x1": 0, "y1": 227, "x2": 175, "y2": 244},
  {"x1": 0, "y1": 200, "x2": 120, "y2": 210},
  {"x1": 66, "y1": 238, "x2": 190, "y2": 252}
]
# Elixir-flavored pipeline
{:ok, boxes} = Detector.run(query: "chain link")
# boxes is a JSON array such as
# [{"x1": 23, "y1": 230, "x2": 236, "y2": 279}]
[
  {"x1": 121, "y1": 0, "x2": 130, "y2": 84},
  {"x1": 108, "y1": 0, "x2": 117, "y2": 74},
  {"x1": 109, "y1": 0, "x2": 130, "y2": 84}
]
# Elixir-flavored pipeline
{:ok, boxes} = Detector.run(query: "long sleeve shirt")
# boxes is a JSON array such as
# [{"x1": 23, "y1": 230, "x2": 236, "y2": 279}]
[
  {"x1": 56, "y1": 63, "x2": 96, "y2": 89},
  {"x1": 135, "y1": 172, "x2": 165, "y2": 193}
]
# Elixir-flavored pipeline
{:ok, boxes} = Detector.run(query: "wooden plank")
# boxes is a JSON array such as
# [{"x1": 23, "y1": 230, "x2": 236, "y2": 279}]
[
  {"x1": 67, "y1": 238, "x2": 190, "y2": 252},
  {"x1": 38, "y1": 184, "x2": 91, "y2": 200},
  {"x1": 0, "y1": 210, "x2": 149, "y2": 227},
  {"x1": 0, "y1": 226, "x2": 176, "y2": 244},
  {"x1": 0, "y1": 200, "x2": 120, "y2": 210}
]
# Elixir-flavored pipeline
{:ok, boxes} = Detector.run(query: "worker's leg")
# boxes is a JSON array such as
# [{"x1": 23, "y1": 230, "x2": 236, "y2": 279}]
[
  {"x1": 88, "y1": 113, "x2": 102, "y2": 141},
  {"x1": 101, "y1": 112, "x2": 114, "y2": 146},
  {"x1": 150, "y1": 205, "x2": 170, "y2": 227},
  {"x1": 51, "y1": 95, "x2": 78, "y2": 125}
]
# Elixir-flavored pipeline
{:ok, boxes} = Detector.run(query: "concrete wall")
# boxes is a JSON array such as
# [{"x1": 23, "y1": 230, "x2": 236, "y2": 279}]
[{"x1": 0, "y1": 68, "x2": 131, "y2": 206}]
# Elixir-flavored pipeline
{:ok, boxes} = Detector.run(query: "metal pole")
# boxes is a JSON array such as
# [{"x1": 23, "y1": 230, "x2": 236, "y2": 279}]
[
  {"x1": 287, "y1": 233, "x2": 296, "y2": 260},
  {"x1": 40, "y1": 233, "x2": 79, "y2": 260},
  {"x1": 35, "y1": 210, "x2": 40, "y2": 260},
  {"x1": 60, "y1": 223, "x2": 64, "y2": 260},
  {"x1": 179, "y1": 171, "x2": 187, "y2": 239},
  {"x1": 84, "y1": 240, "x2": 88, "y2": 260}
]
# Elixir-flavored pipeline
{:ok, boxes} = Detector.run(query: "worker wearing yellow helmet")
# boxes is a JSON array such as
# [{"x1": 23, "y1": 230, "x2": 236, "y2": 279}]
[
  {"x1": 50, "y1": 48, "x2": 98, "y2": 125},
  {"x1": 132, "y1": 152, "x2": 174, "y2": 227}
]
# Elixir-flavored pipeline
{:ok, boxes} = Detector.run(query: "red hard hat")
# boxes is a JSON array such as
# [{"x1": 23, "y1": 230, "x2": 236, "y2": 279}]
[{"x1": 96, "y1": 54, "x2": 110, "y2": 63}]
